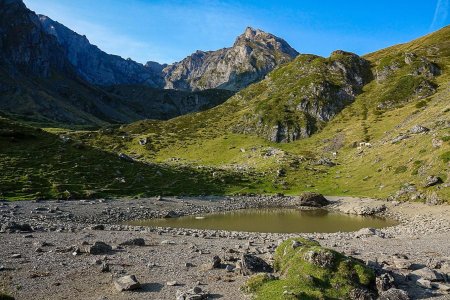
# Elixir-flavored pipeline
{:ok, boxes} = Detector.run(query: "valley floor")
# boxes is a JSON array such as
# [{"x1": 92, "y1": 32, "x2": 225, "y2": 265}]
[{"x1": 0, "y1": 197, "x2": 450, "y2": 300}]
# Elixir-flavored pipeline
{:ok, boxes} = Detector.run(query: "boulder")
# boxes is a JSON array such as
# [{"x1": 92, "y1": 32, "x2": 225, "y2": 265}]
[
  {"x1": 355, "y1": 227, "x2": 385, "y2": 238},
  {"x1": 376, "y1": 273, "x2": 395, "y2": 292},
  {"x1": 164, "y1": 211, "x2": 180, "y2": 218},
  {"x1": 0, "y1": 222, "x2": 32, "y2": 233},
  {"x1": 409, "y1": 267, "x2": 444, "y2": 282},
  {"x1": 113, "y1": 275, "x2": 141, "y2": 291},
  {"x1": 118, "y1": 153, "x2": 133, "y2": 162},
  {"x1": 239, "y1": 254, "x2": 272, "y2": 275},
  {"x1": 119, "y1": 238, "x2": 145, "y2": 246},
  {"x1": 86, "y1": 241, "x2": 112, "y2": 255},
  {"x1": 378, "y1": 288, "x2": 409, "y2": 300},
  {"x1": 176, "y1": 287, "x2": 208, "y2": 300},
  {"x1": 423, "y1": 176, "x2": 443, "y2": 188},
  {"x1": 415, "y1": 278, "x2": 432, "y2": 289},
  {"x1": 303, "y1": 249, "x2": 335, "y2": 268},
  {"x1": 294, "y1": 192, "x2": 330, "y2": 207},
  {"x1": 409, "y1": 125, "x2": 430, "y2": 134}
]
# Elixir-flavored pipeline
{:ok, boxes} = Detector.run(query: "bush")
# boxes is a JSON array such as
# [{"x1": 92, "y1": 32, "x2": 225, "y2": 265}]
[
  {"x1": 394, "y1": 165, "x2": 408, "y2": 174},
  {"x1": 441, "y1": 151, "x2": 450, "y2": 163},
  {"x1": 415, "y1": 100, "x2": 427, "y2": 108}
]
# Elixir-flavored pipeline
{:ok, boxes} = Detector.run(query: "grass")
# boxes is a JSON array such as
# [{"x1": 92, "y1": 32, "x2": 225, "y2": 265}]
[
  {"x1": 0, "y1": 118, "x2": 260, "y2": 200},
  {"x1": 242, "y1": 238, "x2": 375, "y2": 299},
  {"x1": 1, "y1": 26, "x2": 450, "y2": 202}
]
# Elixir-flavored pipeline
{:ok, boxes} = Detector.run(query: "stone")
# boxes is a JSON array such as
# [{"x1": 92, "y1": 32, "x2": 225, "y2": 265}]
[
  {"x1": 239, "y1": 254, "x2": 272, "y2": 275},
  {"x1": 376, "y1": 273, "x2": 395, "y2": 292},
  {"x1": 432, "y1": 138, "x2": 443, "y2": 148},
  {"x1": 423, "y1": 176, "x2": 443, "y2": 188},
  {"x1": 119, "y1": 238, "x2": 145, "y2": 246},
  {"x1": 118, "y1": 153, "x2": 133, "y2": 162},
  {"x1": 348, "y1": 287, "x2": 375, "y2": 300},
  {"x1": 86, "y1": 241, "x2": 112, "y2": 255},
  {"x1": 378, "y1": 288, "x2": 409, "y2": 300},
  {"x1": 409, "y1": 125, "x2": 430, "y2": 134},
  {"x1": 292, "y1": 240, "x2": 302, "y2": 249},
  {"x1": 426, "y1": 192, "x2": 442, "y2": 205},
  {"x1": 114, "y1": 275, "x2": 141, "y2": 291},
  {"x1": 176, "y1": 287, "x2": 209, "y2": 300},
  {"x1": 164, "y1": 211, "x2": 180, "y2": 218},
  {"x1": 409, "y1": 267, "x2": 444, "y2": 282},
  {"x1": 294, "y1": 192, "x2": 330, "y2": 207},
  {"x1": 0, "y1": 222, "x2": 32, "y2": 233},
  {"x1": 355, "y1": 227, "x2": 385, "y2": 238},
  {"x1": 100, "y1": 262, "x2": 110, "y2": 273},
  {"x1": 391, "y1": 135, "x2": 410, "y2": 144},
  {"x1": 138, "y1": 138, "x2": 147, "y2": 146},
  {"x1": 90, "y1": 224, "x2": 105, "y2": 230},
  {"x1": 393, "y1": 257, "x2": 411, "y2": 269},
  {"x1": 415, "y1": 278, "x2": 432, "y2": 289},
  {"x1": 166, "y1": 281, "x2": 178, "y2": 286},
  {"x1": 225, "y1": 264, "x2": 234, "y2": 272},
  {"x1": 303, "y1": 250, "x2": 335, "y2": 268},
  {"x1": 211, "y1": 256, "x2": 222, "y2": 269}
]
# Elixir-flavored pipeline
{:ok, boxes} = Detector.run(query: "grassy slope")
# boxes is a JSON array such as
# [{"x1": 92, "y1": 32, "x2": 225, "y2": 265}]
[
  {"x1": 0, "y1": 118, "x2": 259, "y2": 200},
  {"x1": 2, "y1": 27, "x2": 449, "y2": 201},
  {"x1": 76, "y1": 26, "x2": 449, "y2": 201}
]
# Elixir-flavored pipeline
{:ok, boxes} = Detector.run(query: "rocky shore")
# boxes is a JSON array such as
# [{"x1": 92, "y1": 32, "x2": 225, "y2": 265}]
[{"x1": 0, "y1": 196, "x2": 449, "y2": 299}]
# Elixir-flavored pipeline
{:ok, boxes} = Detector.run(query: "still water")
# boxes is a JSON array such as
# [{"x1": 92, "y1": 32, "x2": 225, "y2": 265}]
[{"x1": 127, "y1": 209, "x2": 398, "y2": 233}]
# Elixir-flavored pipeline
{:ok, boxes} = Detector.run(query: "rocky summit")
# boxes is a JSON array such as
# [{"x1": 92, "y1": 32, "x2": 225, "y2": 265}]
[{"x1": 163, "y1": 27, "x2": 299, "y2": 91}]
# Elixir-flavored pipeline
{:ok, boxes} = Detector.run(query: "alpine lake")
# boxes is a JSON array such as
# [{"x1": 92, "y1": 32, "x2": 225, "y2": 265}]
[{"x1": 126, "y1": 208, "x2": 398, "y2": 233}]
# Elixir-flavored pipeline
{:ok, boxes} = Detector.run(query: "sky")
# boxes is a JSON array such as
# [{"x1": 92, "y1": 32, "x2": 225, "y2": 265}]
[{"x1": 24, "y1": 0, "x2": 450, "y2": 65}]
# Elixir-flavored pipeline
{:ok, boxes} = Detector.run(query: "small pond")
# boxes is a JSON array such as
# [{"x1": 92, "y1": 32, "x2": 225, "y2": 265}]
[{"x1": 126, "y1": 208, "x2": 398, "y2": 233}]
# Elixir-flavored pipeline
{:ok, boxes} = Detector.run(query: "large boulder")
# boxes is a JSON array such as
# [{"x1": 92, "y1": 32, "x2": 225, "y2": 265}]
[
  {"x1": 85, "y1": 241, "x2": 112, "y2": 255},
  {"x1": 294, "y1": 192, "x2": 330, "y2": 207},
  {"x1": 119, "y1": 238, "x2": 145, "y2": 246},
  {"x1": 423, "y1": 176, "x2": 443, "y2": 188},
  {"x1": 113, "y1": 275, "x2": 141, "y2": 291},
  {"x1": 239, "y1": 254, "x2": 273, "y2": 275}
]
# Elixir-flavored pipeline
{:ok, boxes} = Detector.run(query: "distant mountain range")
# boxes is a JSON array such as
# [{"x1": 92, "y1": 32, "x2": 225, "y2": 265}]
[{"x1": 0, "y1": 0, "x2": 298, "y2": 125}]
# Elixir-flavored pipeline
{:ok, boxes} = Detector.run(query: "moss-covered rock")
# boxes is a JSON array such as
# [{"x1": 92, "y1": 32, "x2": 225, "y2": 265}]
[{"x1": 243, "y1": 238, "x2": 376, "y2": 299}]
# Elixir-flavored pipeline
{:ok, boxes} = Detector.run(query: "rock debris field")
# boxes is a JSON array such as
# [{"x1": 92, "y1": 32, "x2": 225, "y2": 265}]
[{"x1": 0, "y1": 195, "x2": 450, "y2": 299}]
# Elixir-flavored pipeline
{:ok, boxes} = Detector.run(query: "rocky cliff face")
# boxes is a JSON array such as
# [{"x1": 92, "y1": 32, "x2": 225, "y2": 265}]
[
  {"x1": 163, "y1": 27, "x2": 299, "y2": 91},
  {"x1": 38, "y1": 15, "x2": 164, "y2": 88},
  {"x1": 0, "y1": 0, "x2": 73, "y2": 78},
  {"x1": 232, "y1": 51, "x2": 372, "y2": 142}
]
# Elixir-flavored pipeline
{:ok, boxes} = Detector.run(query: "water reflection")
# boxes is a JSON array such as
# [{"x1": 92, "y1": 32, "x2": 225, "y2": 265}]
[{"x1": 127, "y1": 208, "x2": 398, "y2": 234}]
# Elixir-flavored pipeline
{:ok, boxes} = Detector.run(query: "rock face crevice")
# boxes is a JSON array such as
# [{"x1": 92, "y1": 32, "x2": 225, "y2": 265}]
[{"x1": 162, "y1": 27, "x2": 299, "y2": 91}]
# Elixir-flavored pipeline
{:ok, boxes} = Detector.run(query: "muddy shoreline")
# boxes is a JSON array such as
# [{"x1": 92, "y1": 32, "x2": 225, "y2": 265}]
[{"x1": 1, "y1": 196, "x2": 449, "y2": 299}]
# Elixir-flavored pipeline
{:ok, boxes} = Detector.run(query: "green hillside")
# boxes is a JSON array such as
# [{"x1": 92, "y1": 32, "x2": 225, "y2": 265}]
[{"x1": 2, "y1": 26, "x2": 449, "y2": 202}]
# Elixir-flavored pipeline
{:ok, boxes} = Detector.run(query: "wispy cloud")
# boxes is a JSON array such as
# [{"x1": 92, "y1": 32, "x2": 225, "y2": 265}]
[
  {"x1": 430, "y1": 0, "x2": 449, "y2": 30},
  {"x1": 65, "y1": 19, "x2": 168, "y2": 64}
]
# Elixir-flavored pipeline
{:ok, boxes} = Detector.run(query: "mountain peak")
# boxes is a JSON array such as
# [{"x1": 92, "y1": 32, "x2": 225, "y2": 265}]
[{"x1": 234, "y1": 26, "x2": 299, "y2": 59}]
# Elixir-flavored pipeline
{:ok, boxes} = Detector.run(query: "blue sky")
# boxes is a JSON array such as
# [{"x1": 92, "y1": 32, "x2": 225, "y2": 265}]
[{"x1": 24, "y1": 0, "x2": 449, "y2": 65}]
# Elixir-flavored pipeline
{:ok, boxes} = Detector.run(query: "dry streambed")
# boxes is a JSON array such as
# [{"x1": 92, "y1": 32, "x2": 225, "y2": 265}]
[{"x1": 0, "y1": 195, "x2": 449, "y2": 299}]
